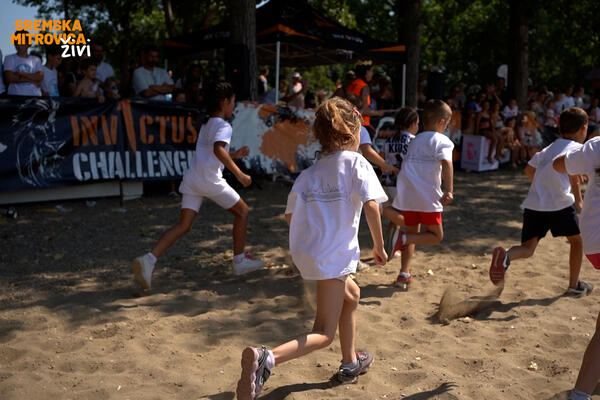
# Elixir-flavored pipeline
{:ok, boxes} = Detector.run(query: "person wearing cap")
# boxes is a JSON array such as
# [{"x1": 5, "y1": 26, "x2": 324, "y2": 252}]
[{"x1": 287, "y1": 71, "x2": 304, "y2": 108}]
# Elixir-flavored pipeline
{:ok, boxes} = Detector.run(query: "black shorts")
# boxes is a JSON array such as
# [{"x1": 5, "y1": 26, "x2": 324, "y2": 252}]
[{"x1": 521, "y1": 205, "x2": 580, "y2": 243}]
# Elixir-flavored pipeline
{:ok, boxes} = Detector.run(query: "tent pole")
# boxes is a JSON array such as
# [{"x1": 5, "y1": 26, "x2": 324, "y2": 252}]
[
  {"x1": 402, "y1": 63, "x2": 406, "y2": 107},
  {"x1": 275, "y1": 41, "x2": 280, "y2": 104}
]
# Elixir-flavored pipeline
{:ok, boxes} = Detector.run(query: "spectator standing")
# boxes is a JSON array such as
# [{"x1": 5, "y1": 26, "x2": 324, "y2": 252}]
[
  {"x1": 347, "y1": 62, "x2": 385, "y2": 133},
  {"x1": 41, "y1": 45, "x2": 61, "y2": 97},
  {"x1": 258, "y1": 67, "x2": 269, "y2": 97},
  {"x1": 91, "y1": 43, "x2": 115, "y2": 83},
  {"x1": 132, "y1": 45, "x2": 174, "y2": 101},
  {"x1": 286, "y1": 72, "x2": 304, "y2": 108},
  {"x1": 74, "y1": 58, "x2": 104, "y2": 102},
  {"x1": 3, "y1": 30, "x2": 43, "y2": 96}
]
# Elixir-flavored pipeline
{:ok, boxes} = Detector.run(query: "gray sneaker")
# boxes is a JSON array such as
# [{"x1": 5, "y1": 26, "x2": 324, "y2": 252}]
[
  {"x1": 337, "y1": 351, "x2": 374, "y2": 383},
  {"x1": 132, "y1": 254, "x2": 155, "y2": 290},
  {"x1": 385, "y1": 226, "x2": 399, "y2": 261},
  {"x1": 236, "y1": 346, "x2": 271, "y2": 400},
  {"x1": 566, "y1": 281, "x2": 594, "y2": 297}
]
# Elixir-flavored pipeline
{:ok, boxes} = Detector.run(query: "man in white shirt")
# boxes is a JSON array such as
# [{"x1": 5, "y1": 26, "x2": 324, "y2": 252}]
[
  {"x1": 132, "y1": 45, "x2": 174, "y2": 101},
  {"x1": 41, "y1": 45, "x2": 61, "y2": 97},
  {"x1": 489, "y1": 107, "x2": 591, "y2": 296},
  {"x1": 90, "y1": 43, "x2": 114, "y2": 83},
  {"x1": 286, "y1": 72, "x2": 304, "y2": 108},
  {"x1": 3, "y1": 30, "x2": 43, "y2": 96}
]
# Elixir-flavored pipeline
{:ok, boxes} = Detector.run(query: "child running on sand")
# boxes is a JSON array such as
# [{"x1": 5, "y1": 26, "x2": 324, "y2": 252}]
[
  {"x1": 382, "y1": 99, "x2": 454, "y2": 289},
  {"x1": 132, "y1": 81, "x2": 263, "y2": 291},
  {"x1": 489, "y1": 107, "x2": 591, "y2": 295},
  {"x1": 554, "y1": 136, "x2": 600, "y2": 400},
  {"x1": 235, "y1": 97, "x2": 388, "y2": 399}
]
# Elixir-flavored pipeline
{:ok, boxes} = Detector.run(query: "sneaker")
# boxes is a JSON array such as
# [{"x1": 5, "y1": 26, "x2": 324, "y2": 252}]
[
  {"x1": 566, "y1": 280, "x2": 594, "y2": 297},
  {"x1": 233, "y1": 253, "x2": 264, "y2": 275},
  {"x1": 236, "y1": 346, "x2": 271, "y2": 400},
  {"x1": 386, "y1": 226, "x2": 400, "y2": 261},
  {"x1": 132, "y1": 254, "x2": 155, "y2": 290},
  {"x1": 357, "y1": 260, "x2": 370, "y2": 271},
  {"x1": 489, "y1": 247, "x2": 508, "y2": 285},
  {"x1": 395, "y1": 273, "x2": 412, "y2": 289},
  {"x1": 392, "y1": 230, "x2": 407, "y2": 255},
  {"x1": 337, "y1": 351, "x2": 374, "y2": 383}
]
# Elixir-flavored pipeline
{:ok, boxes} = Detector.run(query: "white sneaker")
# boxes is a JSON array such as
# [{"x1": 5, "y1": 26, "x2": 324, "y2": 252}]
[
  {"x1": 233, "y1": 253, "x2": 264, "y2": 275},
  {"x1": 132, "y1": 254, "x2": 155, "y2": 290}
]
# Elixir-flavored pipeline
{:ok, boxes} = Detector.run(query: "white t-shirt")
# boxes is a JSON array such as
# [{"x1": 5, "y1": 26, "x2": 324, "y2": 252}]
[
  {"x1": 392, "y1": 131, "x2": 454, "y2": 212},
  {"x1": 285, "y1": 151, "x2": 387, "y2": 280},
  {"x1": 359, "y1": 126, "x2": 371, "y2": 145},
  {"x1": 4, "y1": 53, "x2": 42, "y2": 96},
  {"x1": 132, "y1": 66, "x2": 173, "y2": 101},
  {"x1": 96, "y1": 61, "x2": 115, "y2": 83},
  {"x1": 41, "y1": 66, "x2": 59, "y2": 97},
  {"x1": 521, "y1": 138, "x2": 582, "y2": 211},
  {"x1": 287, "y1": 82, "x2": 304, "y2": 108},
  {"x1": 565, "y1": 137, "x2": 600, "y2": 254},
  {"x1": 179, "y1": 117, "x2": 232, "y2": 195},
  {"x1": 502, "y1": 105, "x2": 519, "y2": 120},
  {"x1": 381, "y1": 131, "x2": 414, "y2": 186}
]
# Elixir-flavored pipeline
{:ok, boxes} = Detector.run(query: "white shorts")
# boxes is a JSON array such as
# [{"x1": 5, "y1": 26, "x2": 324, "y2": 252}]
[{"x1": 181, "y1": 184, "x2": 240, "y2": 211}]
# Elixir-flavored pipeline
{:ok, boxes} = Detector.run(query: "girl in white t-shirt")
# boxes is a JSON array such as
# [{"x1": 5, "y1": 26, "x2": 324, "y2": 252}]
[
  {"x1": 554, "y1": 137, "x2": 600, "y2": 400},
  {"x1": 236, "y1": 97, "x2": 388, "y2": 400},
  {"x1": 132, "y1": 81, "x2": 264, "y2": 291}
]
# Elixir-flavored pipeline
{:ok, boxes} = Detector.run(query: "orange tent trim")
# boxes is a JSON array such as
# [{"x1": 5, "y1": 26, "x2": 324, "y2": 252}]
[
  {"x1": 369, "y1": 45, "x2": 406, "y2": 52},
  {"x1": 258, "y1": 24, "x2": 323, "y2": 42}
]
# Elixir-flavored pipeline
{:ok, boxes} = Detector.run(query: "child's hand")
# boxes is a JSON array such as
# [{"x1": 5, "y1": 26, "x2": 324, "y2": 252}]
[
  {"x1": 237, "y1": 173, "x2": 252, "y2": 187},
  {"x1": 373, "y1": 245, "x2": 387, "y2": 266},
  {"x1": 382, "y1": 164, "x2": 400, "y2": 174},
  {"x1": 231, "y1": 146, "x2": 250, "y2": 159},
  {"x1": 575, "y1": 200, "x2": 583, "y2": 213},
  {"x1": 440, "y1": 191, "x2": 453, "y2": 206}
]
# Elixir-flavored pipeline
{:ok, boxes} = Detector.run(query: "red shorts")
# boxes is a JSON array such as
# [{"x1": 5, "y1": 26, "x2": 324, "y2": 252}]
[
  {"x1": 586, "y1": 253, "x2": 600, "y2": 269},
  {"x1": 402, "y1": 211, "x2": 442, "y2": 226}
]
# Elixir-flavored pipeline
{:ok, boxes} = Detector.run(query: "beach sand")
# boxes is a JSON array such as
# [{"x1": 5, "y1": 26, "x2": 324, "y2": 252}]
[{"x1": 1, "y1": 169, "x2": 599, "y2": 399}]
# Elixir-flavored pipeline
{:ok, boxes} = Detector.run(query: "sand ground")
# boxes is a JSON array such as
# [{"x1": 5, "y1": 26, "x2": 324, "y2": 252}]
[{"x1": 1, "y1": 169, "x2": 599, "y2": 400}]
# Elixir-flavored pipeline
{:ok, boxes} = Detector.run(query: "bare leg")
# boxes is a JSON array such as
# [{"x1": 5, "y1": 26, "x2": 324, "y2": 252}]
[
  {"x1": 574, "y1": 311, "x2": 600, "y2": 394},
  {"x1": 506, "y1": 237, "x2": 539, "y2": 262},
  {"x1": 228, "y1": 199, "x2": 249, "y2": 255},
  {"x1": 405, "y1": 223, "x2": 444, "y2": 245},
  {"x1": 383, "y1": 206, "x2": 405, "y2": 227},
  {"x1": 400, "y1": 224, "x2": 419, "y2": 275},
  {"x1": 567, "y1": 234, "x2": 583, "y2": 289},
  {"x1": 272, "y1": 279, "x2": 346, "y2": 365},
  {"x1": 151, "y1": 208, "x2": 197, "y2": 258},
  {"x1": 338, "y1": 278, "x2": 360, "y2": 364}
]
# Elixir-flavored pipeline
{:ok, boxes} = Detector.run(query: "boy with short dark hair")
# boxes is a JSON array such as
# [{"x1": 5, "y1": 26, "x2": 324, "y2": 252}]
[
  {"x1": 383, "y1": 99, "x2": 454, "y2": 289},
  {"x1": 489, "y1": 107, "x2": 591, "y2": 296},
  {"x1": 41, "y1": 45, "x2": 61, "y2": 97}
]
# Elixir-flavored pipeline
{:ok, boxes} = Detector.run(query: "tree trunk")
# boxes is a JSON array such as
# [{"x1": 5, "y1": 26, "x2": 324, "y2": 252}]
[
  {"x1": 228, "y1": 0, "x2": 258, "y2": 101},
  {"x1": 397, "y1": 0, "x2": 422, "y2": 108},
  {"x1": 508, "y1": 0, "x2": 529, "y2": 109},
  {"x1": 162, "y1": 0, "x2": 176, "y2": 38}
]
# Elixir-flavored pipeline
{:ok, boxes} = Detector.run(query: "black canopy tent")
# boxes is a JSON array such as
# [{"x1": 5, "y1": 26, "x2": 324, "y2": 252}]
[{"x1": 165, "y1": 0, "x2": 407, "y2": 104}]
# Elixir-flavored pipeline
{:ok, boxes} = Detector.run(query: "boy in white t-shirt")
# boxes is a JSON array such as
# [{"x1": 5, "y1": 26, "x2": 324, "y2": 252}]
[
  {"x1": 132, "y1": 82, "x2": 264, "y2": 291},
  {"x1": 489, "y1": 107, "x2": 591, "y2": 296},
  {"x1": 41, "y1": 45, "x2": 61, "y2": 97},
  {"x1": 3, "y1": 30, "x2": 43, "y2": 96},
  {"x1": 554, "y1": 137, "x2": 600, "y2": 400},
  {"x1": 381, "y1": 107, "x2": 418, "y2": 256},
  {"x1": 236, "y1": 97, "x2": 387, "y2": 400},
  {"x1": 383, "y1": 100, "x2": 455, "y2": 289}
]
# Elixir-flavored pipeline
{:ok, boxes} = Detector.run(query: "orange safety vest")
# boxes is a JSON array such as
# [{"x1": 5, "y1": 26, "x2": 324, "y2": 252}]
[{"x1": 347, "y1": 78, "x2": 371, "y2": 126}]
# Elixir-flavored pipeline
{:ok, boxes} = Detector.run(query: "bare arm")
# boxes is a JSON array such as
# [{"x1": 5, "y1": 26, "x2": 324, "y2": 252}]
[
  {"x1": 4, "y1": 70, "x2": 43, "y2": 84},
  {"x1": 139, "y1": 87, "x2": 162, "y2": 98},
  {"x1": 214, "y1": 142, "x2": 252, "y2": 187},
  {"x1": 524, "y1": 164, "x2": 536, "y2": 181},
  {"x1": 440, "y1": 159, "x2": 454, "y2": 205},
  {"x1": 285, "y1": 213, "x2": 292, "y2": 226},
  {"x1": 569, "y1": 174, "x2": 583, "y2": 212},
  {"x1": 359, "y1": 143, "x2": 399, "y2": 173},
  {"x1": 363, "y1": 200, "x2": 386, "y2": 265}
]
